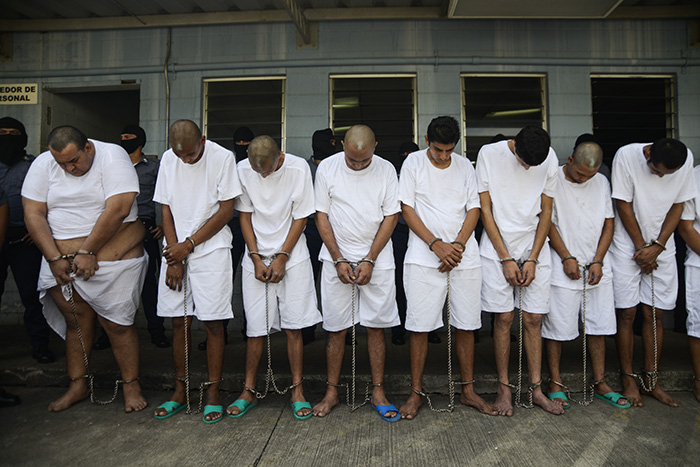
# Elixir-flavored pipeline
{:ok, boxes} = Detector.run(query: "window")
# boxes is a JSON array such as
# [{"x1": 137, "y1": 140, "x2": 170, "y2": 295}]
[
  {"x1": 204, "y1": 77, "x2": 285, "y2": 150},
  {"x1": 462, "y1": 74, "x2": 546, "y2": 161},
  {"x1": 591, "y1": 75, "x2": 676, "y2": 165},
  {"x1": 330, "y1": 74, "x2": 416, "y2": 172}
]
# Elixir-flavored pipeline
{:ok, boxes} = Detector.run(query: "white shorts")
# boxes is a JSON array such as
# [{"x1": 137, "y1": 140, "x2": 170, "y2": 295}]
[
  {"x1": 242, "y1": 260, "x2": 322, "y2": 337},
  {"x1": 609, "y1": 249, "x2": 678, "y2": 310},
  {"x1": 157, "y1": 248, "x2": 234, "y2": 321},
  {"x1": 686, "y1": 265, "x2": 700, "y2": 339},
  {"x1": 480, "y1": 251, "x2": 552, "y2": 314},
  {"x1": 38, "y1": 255, "x2": 148, "y2": 339},
  {"x1": 320, "y1": 261, "x2": 400, "y2": 332},
  {"x1": 542, "y1": 280, "x2": 616, "y2": 341},
  {"x1": 404, "y1": 264, "x2": 482, "y2": 332}
]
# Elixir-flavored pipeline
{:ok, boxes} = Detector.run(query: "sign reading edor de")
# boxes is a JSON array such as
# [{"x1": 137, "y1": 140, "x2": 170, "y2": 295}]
[{"x1": 0, "y1": 84, "x2": 38, "y2": 105}]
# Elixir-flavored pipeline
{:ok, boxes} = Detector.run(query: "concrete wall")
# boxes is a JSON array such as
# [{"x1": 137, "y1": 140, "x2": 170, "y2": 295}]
[{"x1": 1, "y1": 17, "x2": 699, "y2": 322}]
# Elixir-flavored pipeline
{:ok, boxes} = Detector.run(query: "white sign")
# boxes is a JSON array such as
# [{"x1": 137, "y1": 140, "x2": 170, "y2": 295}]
[{"x1": 0, "y1": 84, "x2": 38, "y2": 105}]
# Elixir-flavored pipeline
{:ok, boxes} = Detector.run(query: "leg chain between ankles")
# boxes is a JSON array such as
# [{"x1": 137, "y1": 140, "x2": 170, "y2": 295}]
[
  {"x1": 254, "y1": 278, "x2": 303, "y2": 401},
  {"x1": 67, "y1": 266, "x2": 122, "y2": 406},
  {"x1": 639, "y1": 272, "x2": 659, "y2": 392},
  {"x1": 418, "y1": 271, "x2": 455, "y2": 413}
]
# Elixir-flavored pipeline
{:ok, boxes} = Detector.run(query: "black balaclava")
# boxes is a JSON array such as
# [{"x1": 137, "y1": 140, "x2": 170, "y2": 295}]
[
  {"x1": 233, "y1": 126, "x2": 254, "y2": 163},
  {"x1": 0, "y1": 117, "x2": 28, "y2": 166},
  {"x1": 120, "y1": 124, "x2": 147, "y2": 155},
  {"x1": 312, "y1": 128, "x2": 336, "y2": 161}
]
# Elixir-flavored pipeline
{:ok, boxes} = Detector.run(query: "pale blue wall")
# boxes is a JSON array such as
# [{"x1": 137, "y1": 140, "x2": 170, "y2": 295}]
[{"x1": 2, "y1": 18, "x2": 699, "y2": 159}]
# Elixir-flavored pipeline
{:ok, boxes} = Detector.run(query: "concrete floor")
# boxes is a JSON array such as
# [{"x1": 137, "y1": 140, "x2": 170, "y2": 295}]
[{"x1": 1, "y1": 323, "x2": 699, "y2": 466}]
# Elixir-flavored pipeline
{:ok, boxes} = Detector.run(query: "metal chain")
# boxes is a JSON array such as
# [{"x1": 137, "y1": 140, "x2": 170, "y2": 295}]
[
  {"x1": 247, "y1": 256, "x2": 303, "y2": 400},
  {"x1": 197, "y1": 378, "x2": 224, "y2": 413},
  {"x1": 514, "y1": 261, "x2": 534, "y2": 409},
  {"x1": 347, "y1": 263, "x2": 371, "y2": 411},
  {"x1": 412, "y1": 271, "x2": 455, "y2": 413},
  {"x1": 571, "y1": 262, "x2": 594, "y2": 406},
  {"x1": 182, "y1": 258, "x2": 192, "y2": 413},
  {"x1": 639, "y1": 272, "x2": 659, "y2": 392},
  {"x1": 66, "y1": 261, "x2": 124, "y2": 405}
]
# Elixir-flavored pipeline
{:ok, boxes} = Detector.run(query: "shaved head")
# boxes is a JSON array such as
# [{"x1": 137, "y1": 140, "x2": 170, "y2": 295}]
[
  {"x1": 169, "y1": 119, "x2": 202, "y2": 152},
  {"x1": 343, "y1": 125, "x2": 375, "y2": 152},
  {"x1": 248, "y1": 136, "x2": 279, "y2": 168},
  {"x1": 572, "y1": 142, "x2": 603, "y2": 169}
]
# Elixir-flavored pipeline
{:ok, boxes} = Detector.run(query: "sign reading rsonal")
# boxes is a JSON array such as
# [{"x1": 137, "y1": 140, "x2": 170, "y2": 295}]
[{"x1": 0, "y1": 84, "x2": 38, "y2": 105}]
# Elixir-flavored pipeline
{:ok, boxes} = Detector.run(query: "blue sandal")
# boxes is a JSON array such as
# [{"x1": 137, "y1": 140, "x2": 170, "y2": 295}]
[
  {"x1": 202, "y1": 404, "x2": 224, "y2": 424},
  {"x1": 154, "y1": 401, "x2": 186, "y2": 420},
  {"x1": 595, "y1": 392, "x2": 631, "y2": 409},
  {"x1": 291, "y1": 401, "x2": 313, "y2": 420},
  {"x1": 372, "y1": 403, "x2": 401, "y2": 422},
  {"x1": 547, "y1": 391, "x2": 570, "y2": 410},
  {"x1": 228, "y1": 399, "x2": 257, "y2": 419}
]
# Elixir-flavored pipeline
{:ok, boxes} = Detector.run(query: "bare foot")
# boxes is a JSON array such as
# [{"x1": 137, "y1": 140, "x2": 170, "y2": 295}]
[
  {"x1": 313, "y1": 391, "x2": 339, "y2": 417},
  {"x1": 621, "y1": 374, "x2": 644, "y2": 407},
  {"x1": 47, "y1": 381, "x2": 89, "y2": 412},
  {"x1": 532, "y1": 388, "x2": 565, "y2": 415},
  {"x1": 493, "y1": 385, "x2": 513, "y2": 417},
  {"x1": 123, "y1": 381, "x2": 147, "y2": 413},
  {"x1": 460, "y1": 387, "x2": 498, "y2": 416},
  {"x1": 290, "y1": 386, "x2": 311, "y2": 418},
  {"x1": 641, "y1": 384, "x2": 681, "y2": 407},
  {"x1": 399, "y1": 392, "x2": 422, "y2": 420},
  {"x1": 594, "y1": 381, "x2": 629, "y2": 407},
  {"x1": 227, "y1": 389, "x2": 257, "y2": 416}
]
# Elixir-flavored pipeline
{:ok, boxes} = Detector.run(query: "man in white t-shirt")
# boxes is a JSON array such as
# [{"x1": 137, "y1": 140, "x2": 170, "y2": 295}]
[
  {"x1": 226, "y1": 136, "x2": 321, "y2": 420},
  {"x1": 152, "y1": 120, "x2": 241, "y2": 424},
  {"x1": 679, "y1": 164, "x2": 700, "y2": 403},
  {"x1": 543, "y1": 142, "x2": 629, "y2": 410},
  {"x1": 611, "y1": 138, "x2": 696, "y2": 408},
  {"x1": 22, "y1": 125, "x2": 148, "y2": 413},
  {"x1": 476, "y1": 126, "x2": 563, "y2": 416},
  {"x1": 398, "y1": 116, "x2": 496, "y2": 419},
  {"x1": 311, "y1": 125, "x2": 401, "y2": 422}
]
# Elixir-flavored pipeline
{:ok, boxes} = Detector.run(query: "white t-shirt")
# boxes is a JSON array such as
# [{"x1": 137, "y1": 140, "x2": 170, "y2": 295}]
[
  {"x1": 550, "y1": 167, "x2": 614, "y2": 289},
  {"x1": 22, "y1": 139, "x2": 139, "y2": 239},
  {"x1": 681, "y1": 165, "x2": 700, "y2": 268},
  {"x1": 315, "y1": 151, "x2": 400, "y2": 269},
  {"x1": 153, "y1": 140, "x2": 242, "y2": 258},
  {"x1": 399, "y1": 149, "x2": 480, "y2": 270},
  {"x1": 236, "y1": 154, "x2": 315, "y2": 271},
  {"x1": 475, "y1": 140, "x2": 559, "y2": 260},
  {"x1": 611, "y1": 143, "x2": 697, "y2": 259}
]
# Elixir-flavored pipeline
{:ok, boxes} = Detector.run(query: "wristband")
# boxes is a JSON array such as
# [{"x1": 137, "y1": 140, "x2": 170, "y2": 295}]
[
  {"x1": 635, "y1": 242, "x2": 652, "y2": 252},
  {"x1": 525, "y1": 257, "x2": 539, "y2": 264},
  {"x1": 561, "y1": 255, "x2": 577, "y2": 264},
  {"x1": 185, "y1": 236, "x2": 196, "y2": 250},
  {"x1": 360, "y1": 257, "x2": 375, "y2": 266},
  {"x1": 589, "y1": 260, "x2": 604, "y2": 267},
  {"x1": 428, "y1": 237, "x2": 442, "y2": 251},
  {"x1": 499, "y1": 257, "x2": 516, "y2": 264},
  {"x1": 452, "y1": 240, "x2": 466, "y2": 252},
  {"x1": 75, "y1": 250, "x2": 96, "y2": 256},
  {"x1": 334, "y1": 257, "x2": 350, "y2": 265},
  {"x1": 276, "y1": 251, "x2": 290, "y2": 258},
  {"x1": 248, "y1": 251, "x2": 262, "y2": 259}
]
